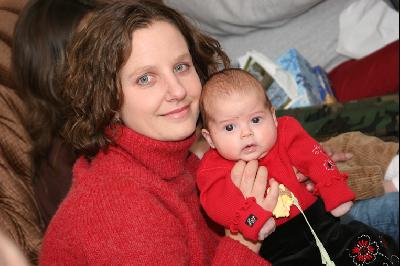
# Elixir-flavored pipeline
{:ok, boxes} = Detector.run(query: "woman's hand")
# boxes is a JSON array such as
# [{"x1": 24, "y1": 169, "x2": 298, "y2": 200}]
[
  {"x1": 383, "y1": 180, "x2": 398, "y2": 193},
  {"x1": 226, "y1": 160, "x2": 279, "y2": 252},
  {"x1": 231, "y1": 161, "x2": 279, "y2": 212},
  {"x1": 320, "y1": 144, "x2": 353, "y2": 162}
]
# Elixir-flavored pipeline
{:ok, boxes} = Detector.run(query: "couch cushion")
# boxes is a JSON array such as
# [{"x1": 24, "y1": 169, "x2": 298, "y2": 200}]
[
  {"x1": 0, "y1": 0, "x2": 28, "y2": 13},
  {"x1": 164, "y1": 0, "x2": 323, "y2": 36},
  {"x1": 0, "y1": 9, "x2": 18, "y2": 45},
  {"x1": 0, "y1": 39, "x2": 13, "y2": 88}
]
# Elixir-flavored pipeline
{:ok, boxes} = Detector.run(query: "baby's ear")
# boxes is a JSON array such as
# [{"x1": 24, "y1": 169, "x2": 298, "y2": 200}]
[
  {"x1": 271, "y1": 107, "x2": 278, "y2": 127},
  {"x1": 201, "y1": 129, "x2": 216, "y2": 149}
]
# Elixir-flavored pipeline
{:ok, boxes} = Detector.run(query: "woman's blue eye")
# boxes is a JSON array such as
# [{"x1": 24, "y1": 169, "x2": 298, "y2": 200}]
[
  {"x1": 224, "y1": 124, "x2": 235, "y2": 132},
  {"x1": 137, "y1": 74, "x2": 151, "y2": 85},
  {"x1": 174, "y1": 63, "x2": 188, "y2": 73},
  {"x1": 252, "y1": 117, "x2": 262, "y2": 124}
]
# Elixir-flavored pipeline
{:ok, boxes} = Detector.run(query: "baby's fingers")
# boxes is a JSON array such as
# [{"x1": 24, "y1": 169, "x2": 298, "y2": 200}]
[
  {"x1": 258, "y1": 218, "x2": 276, "y2": 240},
  {"x1": 263, "y1": 178, "x2": 279, "y2": 212}
]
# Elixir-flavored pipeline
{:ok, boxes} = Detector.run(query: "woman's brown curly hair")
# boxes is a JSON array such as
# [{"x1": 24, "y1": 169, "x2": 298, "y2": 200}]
[{"x1": 63, "y1": 0, "x2": 230, "y2": 158}]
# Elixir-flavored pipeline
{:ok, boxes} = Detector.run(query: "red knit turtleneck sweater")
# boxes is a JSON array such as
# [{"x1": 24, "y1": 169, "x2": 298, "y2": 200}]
[{"x1": 40, "y1": 125, "x2": 269, "y2": 265}]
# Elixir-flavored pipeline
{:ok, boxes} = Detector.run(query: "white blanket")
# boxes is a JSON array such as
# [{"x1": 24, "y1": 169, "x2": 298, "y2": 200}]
[{"x1": 337, "y1": 0, "x2": 399, "y2": 59}]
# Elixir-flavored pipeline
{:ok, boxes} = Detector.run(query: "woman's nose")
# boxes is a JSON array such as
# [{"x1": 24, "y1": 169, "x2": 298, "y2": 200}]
[{"x1": 165, "y1": 75, "x2": 187, "y2": 101}]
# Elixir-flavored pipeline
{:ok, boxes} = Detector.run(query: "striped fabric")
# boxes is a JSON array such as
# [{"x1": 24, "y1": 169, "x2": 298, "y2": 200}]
[{"x1": 0, "y1": 84, "x2": 42, "y2": 265}]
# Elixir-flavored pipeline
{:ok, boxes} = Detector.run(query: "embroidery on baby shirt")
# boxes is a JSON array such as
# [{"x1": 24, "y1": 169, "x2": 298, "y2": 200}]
[
  {"x1": 324, "y1": 159, "x2": 335, "y2": 171},
  {"x1": 312, "y1": 144, "x2": 323, "y2": 155}
]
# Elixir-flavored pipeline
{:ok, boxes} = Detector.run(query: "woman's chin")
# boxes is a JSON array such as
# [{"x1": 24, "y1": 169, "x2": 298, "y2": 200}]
[{"x1": 159, "y1": 125, "x2": 196, "y2": 142}]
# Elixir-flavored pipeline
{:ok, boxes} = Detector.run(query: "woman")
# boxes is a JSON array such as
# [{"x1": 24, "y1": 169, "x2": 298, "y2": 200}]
[
  {"x1": 40, "y1": 1, "x2": 277, "y2": 264},
  {"x1": 12, "y1": 0, "x2": 103, "y2": 228},
  {"x1": 0, "y1": 1, "x2": 103, "y2": 264}
]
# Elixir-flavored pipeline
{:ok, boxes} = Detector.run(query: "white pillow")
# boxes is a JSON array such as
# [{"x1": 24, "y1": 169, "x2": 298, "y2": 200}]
[{"x1": 164, "y1": 0, "x2": 324, "y2": 36}]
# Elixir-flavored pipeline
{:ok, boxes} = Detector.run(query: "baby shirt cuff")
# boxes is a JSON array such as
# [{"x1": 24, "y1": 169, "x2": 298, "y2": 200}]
[{"x1": 229, "y1": 197, "x2": 272, "y2": 241}]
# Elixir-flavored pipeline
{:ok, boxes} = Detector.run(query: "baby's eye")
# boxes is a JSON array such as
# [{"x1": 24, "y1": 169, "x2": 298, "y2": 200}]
[
  {"x1": 137, "y1": 74, "x2": 153, "y2": 86},
  {"x1": 251, "y1": 117, "x2": 262, "y2": 124},
  {"x1": 224, "y1": 124, "x2": 235, "y2": 132},
  {"x1": 174, "y1": 63, "x2": 189, "y2": 73}
]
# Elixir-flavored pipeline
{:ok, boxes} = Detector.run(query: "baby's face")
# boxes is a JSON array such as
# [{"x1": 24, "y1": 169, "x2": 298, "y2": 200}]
[{"x1": 202, "y1": 90, "x2": 278, "y2": 161}]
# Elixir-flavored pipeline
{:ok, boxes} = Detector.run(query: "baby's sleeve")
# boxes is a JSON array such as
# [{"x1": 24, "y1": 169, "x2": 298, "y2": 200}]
[{"x1": 282, "y1": 116, "x2": 355, "y2": 211}]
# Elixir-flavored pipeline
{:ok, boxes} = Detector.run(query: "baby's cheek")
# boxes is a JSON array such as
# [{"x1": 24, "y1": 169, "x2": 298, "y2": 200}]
[{"x1": 222, "y1": 143, "x2": 242, "y2": 161}]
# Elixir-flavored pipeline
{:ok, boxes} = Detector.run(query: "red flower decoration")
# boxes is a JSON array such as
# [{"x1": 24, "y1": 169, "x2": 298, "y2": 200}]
[{"x1": 350, "y1": 235, "x2": 379, "y2": 265}]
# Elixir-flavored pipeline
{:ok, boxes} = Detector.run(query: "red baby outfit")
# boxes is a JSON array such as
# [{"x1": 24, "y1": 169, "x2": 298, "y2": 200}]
[
  {"x1": 197, "y1": 116, "x2": 355, "y2": 241},
  {"x1": 40, "y1": 125, "x2": 270, "y2": 265}
]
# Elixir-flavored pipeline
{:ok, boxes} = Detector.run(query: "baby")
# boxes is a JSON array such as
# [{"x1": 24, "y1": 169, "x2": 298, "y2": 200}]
[{"x1": 197, "y1": 69, "x2": 398, "y2": 265}]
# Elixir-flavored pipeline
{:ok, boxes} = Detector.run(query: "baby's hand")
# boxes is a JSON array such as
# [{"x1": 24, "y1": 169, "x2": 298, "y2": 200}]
[
  {"x1": 330, "y1": 201, "x2": 353, "y2": 217},
  {"x1": 258, "y1": 217, "x2": 276, "y2": 240}
]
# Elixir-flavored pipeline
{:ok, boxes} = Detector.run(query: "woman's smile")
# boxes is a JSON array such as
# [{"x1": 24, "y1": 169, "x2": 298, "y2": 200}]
[{"x1": 162, "y1": 105, "x2": 190, "y2": 119}]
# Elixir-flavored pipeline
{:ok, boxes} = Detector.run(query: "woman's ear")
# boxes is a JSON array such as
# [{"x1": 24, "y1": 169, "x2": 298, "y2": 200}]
[{"x1": 201, "y1": 129, "x2": 216, "y2": 149}]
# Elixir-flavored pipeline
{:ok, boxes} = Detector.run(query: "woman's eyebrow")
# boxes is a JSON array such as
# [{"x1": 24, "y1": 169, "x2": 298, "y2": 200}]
[
  {"x1": 126, "y1": 53, "x2": 192, "y2": 80},
  {"x1": 127, "y1": 65, "x2": 155, "y2": 80},
  {"x1": 176, "y1": 52, "x2": 192, "y2": 61}
]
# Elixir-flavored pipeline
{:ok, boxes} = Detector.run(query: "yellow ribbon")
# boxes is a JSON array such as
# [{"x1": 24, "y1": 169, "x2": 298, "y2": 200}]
[{"x1": 291, "y1": 194, "x2": 336, "y2": 266}]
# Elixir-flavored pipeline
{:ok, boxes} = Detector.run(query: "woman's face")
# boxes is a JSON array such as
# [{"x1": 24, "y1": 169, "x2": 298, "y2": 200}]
[{"x1": 119, "y1": 20, "x2": 202, "y2": 141}]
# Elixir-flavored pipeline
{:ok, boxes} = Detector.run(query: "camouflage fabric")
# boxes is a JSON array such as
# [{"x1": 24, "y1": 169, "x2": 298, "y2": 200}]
[{"x1": 276, "y1": 94, "x2": 399, "y2": 141}]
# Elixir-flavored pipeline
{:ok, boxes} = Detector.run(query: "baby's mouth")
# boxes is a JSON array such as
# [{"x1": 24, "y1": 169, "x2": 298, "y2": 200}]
[{"x1": 242, "y1": 144, "x2": 257, "y2": 154}]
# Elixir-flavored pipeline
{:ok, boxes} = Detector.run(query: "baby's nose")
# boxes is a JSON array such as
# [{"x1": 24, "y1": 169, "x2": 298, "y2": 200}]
[{"x1": 241, "y1": 128, "x2": 254, "y2": 138}]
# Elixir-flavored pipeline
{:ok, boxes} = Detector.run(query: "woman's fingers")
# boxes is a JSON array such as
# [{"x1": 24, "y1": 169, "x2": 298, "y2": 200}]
[
  {"x1": 252, "y1": 166, "x2": 268, "y2": 202},
  {"x1": 239, "y1": 160, "x2": 258, "y2": 197},
  {"x1": 231, "y1": 160, "x2": 246, "y2": 188},
  {"x1": 263, "y1": 178, "x2": 279, "y2": 212},
  {"x1": 321, "y1": 143, "x2": 353, "y2": 162},
  {"x1": 330, "y1": 152, "x2": 353, "y2": 162},
  {"x1": 293, "y1": 166, "x2": 308, "y2": 183},
  {"x1": 321, "y1": 144, "x2": 334, "y2": 157}
]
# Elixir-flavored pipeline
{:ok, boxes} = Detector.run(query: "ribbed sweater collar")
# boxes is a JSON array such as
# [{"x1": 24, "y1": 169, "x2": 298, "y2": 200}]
[{"x1": 111, "y1": 125, "x2": 196, "y2": 180}]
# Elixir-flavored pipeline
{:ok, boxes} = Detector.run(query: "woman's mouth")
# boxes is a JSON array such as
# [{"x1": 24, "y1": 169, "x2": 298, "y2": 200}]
[{"x1": 162, "y1": 105, "x2": 190, "y2": 119}]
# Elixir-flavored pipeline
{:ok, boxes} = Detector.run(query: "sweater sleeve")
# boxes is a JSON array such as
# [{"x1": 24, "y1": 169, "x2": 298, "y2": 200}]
[
  {"x1": 197, "y1": 153, "x2": 272, "y2": 241},
  {"x1": 282, "y1": 116, "x2": 355, "y2": 211}
]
